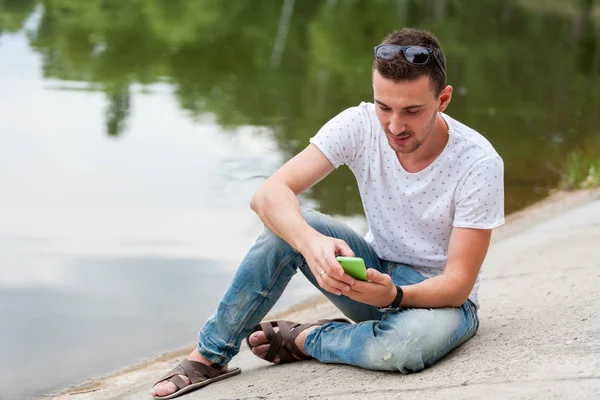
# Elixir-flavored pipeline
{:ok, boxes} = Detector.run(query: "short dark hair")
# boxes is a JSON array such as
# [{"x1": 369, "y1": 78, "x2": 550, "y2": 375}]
[{"x1": 373, "y1": 28, "x2": 447, "y2": 97}]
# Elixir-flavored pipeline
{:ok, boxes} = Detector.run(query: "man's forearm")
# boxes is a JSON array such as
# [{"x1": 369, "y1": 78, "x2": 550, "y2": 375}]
[
  {"x1": 400, "y1": 271, "x2": 473, "y2": 308},
  {"x1": 250, "y1": 182, "x2": 318, "y2": 252},
  {"x1": 398, "y1": 227, "x2": 489, "y2": 309}
]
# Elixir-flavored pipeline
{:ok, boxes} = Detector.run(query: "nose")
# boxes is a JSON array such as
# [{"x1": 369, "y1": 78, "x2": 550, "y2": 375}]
[{"x1": 389, "y1": 113, "x2": 406, "y2": 136}]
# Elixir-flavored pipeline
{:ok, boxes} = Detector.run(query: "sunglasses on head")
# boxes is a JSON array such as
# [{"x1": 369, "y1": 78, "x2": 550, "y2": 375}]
[{"x1": 374, "y1": 44, "x2": 446, "y2": 77}]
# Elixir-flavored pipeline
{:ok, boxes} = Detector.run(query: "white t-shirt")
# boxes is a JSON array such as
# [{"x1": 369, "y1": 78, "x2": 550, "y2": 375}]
[{"x1": 309, "y1": 102, "x2": 505, "y2": 307}]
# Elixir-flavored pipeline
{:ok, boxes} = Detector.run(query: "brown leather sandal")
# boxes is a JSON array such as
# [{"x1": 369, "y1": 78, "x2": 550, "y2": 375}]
[
  {"x1": 245, "y1": 318, "x2": 351, "y2": 364},
  {"x1": 151, "y1": 358, "x2": 241, "y2": 399}
]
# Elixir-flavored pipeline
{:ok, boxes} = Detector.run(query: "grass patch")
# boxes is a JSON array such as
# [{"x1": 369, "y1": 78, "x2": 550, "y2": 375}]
[{"x1": 559, "y1": 151, "x2": 600, "y2": 190}]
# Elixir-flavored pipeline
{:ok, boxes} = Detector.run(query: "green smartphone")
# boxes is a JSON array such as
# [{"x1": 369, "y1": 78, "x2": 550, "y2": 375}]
[{"x1": 336, "y1": 256, "x2": 368, "y2": 281}]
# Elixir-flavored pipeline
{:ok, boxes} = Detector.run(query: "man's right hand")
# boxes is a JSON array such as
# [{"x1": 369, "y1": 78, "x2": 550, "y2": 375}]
[{"x1": 298, "y1": 233, "x2": 357, "y2": 296}]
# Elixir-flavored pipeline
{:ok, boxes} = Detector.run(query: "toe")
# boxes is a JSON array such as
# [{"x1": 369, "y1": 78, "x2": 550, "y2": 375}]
[
  {"x1": 252, "y1": 344, "x2": 270, "y2": 355},
  {"x1": 151, "y1": 376, "x2": 189, "y2": 397},
  {"x1": 249, "y1": 331, "x2": 268, "y2": 346},
  {"x1": 153, "y1": 381, "x2": 173, "y2": 397},
  {"x1": 249, "y1": 326, "x2": 283, "y2": 363},
  {"x1": 150, "y1": 381, "x2": 166, "y2": 397},
  {"x1": 253, "y1": 350, "x2": 268, "y2": 359}
]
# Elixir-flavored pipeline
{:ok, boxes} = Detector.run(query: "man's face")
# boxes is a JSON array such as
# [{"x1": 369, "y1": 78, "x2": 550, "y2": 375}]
[{"x1": 373, "y1": 70, "x2": 445, "y2": 155}]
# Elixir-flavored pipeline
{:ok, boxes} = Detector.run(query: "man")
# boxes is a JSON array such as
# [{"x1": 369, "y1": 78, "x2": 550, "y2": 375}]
[{"x1": 151, "y1": 27, "x2": 504, "y2": 399}]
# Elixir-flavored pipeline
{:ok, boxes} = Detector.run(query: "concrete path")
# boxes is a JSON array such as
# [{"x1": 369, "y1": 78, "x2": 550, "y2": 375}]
[{"x1": 52, "y1": 190, "x2": 600, "y2": 400}]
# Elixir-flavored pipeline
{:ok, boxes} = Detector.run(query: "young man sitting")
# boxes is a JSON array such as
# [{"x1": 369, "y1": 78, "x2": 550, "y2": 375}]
[{"x1": 150, "y1": 27, "x2": 504, "y2": 399}]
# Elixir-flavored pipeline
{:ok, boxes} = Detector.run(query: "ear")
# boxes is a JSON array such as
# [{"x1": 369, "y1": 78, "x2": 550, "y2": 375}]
[{"x1": 437, "y1": 85, "x2": 453, "y2": 113}]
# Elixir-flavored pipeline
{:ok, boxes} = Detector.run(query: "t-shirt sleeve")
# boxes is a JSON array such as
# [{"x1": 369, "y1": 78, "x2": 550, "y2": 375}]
[
  {"x1": 309, "y1": 105, "x2": 368, "y2": 169},
  {"x1": 453, "y1": 156, "x2": 505, "y2": 229}
]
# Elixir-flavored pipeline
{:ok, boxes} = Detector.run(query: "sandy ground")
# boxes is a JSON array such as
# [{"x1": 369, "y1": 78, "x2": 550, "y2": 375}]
[{"x1": 48, "y1": 188, "x2": 600, "y2": 400}]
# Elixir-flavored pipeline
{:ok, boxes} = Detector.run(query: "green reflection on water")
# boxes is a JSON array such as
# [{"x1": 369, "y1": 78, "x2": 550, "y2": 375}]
[{"x1": 1, "y1": 0, "x2": 599, "y2": 215}]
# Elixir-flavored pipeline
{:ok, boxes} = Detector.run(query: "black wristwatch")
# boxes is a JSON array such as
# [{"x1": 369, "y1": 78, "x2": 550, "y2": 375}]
[{"x1": 378, "y1": 284, "x2": 404, "y2": 312}]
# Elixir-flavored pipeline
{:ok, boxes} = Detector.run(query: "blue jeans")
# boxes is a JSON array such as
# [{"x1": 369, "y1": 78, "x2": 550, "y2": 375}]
[{"x1": 198, "y1": 209, "x2": 479, "y2": 373}]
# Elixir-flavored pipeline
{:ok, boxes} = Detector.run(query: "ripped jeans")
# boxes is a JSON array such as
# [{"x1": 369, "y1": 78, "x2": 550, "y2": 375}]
[{"x1": 198, "y1": 209, "x2": 479, "y2": 372}]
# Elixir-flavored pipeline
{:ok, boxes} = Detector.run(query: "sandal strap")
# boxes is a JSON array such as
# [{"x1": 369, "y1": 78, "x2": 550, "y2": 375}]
[
  {"x1": 262, "y1": 321, "x2": 276, "y2": 342},
  {"x1": 278, "y1": 321, "x2": 296, "y2": 354},
  {"x1": 252, "y1": 318, "x2": 351, "y2": 364},
  {"x1": 279, "y1": 321, "x2": 310, "y2": 363},
  {"x1": 169, "y1": 374, "x2": 189, "y2": 390},
  {"x1": 264, "y1": 324, "x2": 285, "y2": 362},
  {"x1": 260, "y1": 321, "x2": 282, "y2": 362},
  {"x1": 154, "y1": 358, "x2": 224, "y2": 387},
  {"x1": 285, "y1": 322, "x2": 315, "y2": 356}
]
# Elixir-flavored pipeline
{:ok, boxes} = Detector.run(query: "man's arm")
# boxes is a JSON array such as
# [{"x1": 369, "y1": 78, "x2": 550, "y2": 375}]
[
  {"x1": 250, "y1": 144, "x2": 356, "y2": 295},
  {"x1": 250, "y1": 144, "x2": 332, "y2": 250},
  {"x1": 399, "y1": 227, "x2": 491, "y2": 307},
  {"x1": 348, "y1": 227, "x2": 492, "y2": 308}
]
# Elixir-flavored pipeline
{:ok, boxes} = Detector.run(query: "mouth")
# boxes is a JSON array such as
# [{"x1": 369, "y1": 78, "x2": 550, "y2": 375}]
[{"x1": 391, "y1": 134, "x2": 410, "y2": 144}]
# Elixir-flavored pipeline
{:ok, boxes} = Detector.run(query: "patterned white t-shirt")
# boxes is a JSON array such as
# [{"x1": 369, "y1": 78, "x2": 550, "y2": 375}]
[{"x1": 309, "y1": 102, "x2": 505, "y2": 307}]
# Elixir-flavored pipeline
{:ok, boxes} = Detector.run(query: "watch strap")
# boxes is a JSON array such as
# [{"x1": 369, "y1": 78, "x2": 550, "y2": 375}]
[{"x1": 378, "y1": 284, "x2": 404, "y2": 312}]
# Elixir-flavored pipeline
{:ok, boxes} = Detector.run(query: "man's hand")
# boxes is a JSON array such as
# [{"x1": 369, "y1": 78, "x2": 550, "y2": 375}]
[
  {"x1": 298, "y1": 233, "x2": 357, "y2": 296},
  {"x1": 346, "y1": 268, "x2": 397, "y2": 307}
]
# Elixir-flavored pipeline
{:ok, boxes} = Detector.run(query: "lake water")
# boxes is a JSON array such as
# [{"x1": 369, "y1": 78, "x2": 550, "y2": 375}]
[{"x1": 1, "y1": 1, "x2": 599, "y2": 399}]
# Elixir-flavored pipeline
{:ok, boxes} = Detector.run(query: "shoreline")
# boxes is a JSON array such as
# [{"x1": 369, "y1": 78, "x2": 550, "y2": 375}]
[{"x1": 49, "y1": 187, "x2": 600, "y2": 398}]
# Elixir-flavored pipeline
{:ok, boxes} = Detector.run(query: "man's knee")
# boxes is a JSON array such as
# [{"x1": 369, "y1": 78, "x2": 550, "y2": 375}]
[
  {"x1": 300, "y1": 209, "x2": 339, "y2": 237},
  {"x1": 363, "y1": 333, "x2": 427, "y2": 373},
  {"x1": 254, "y1": 209, "x2": 341, "y2": 255},
  {"x1": 363, "y1": 309, "x2": 469, "y2": 373},
  {"x1": 255, "y1": 225, "x2": 292, "y2": 253},
  {"x1": 257, "y1": 210, "x2": 323, "y2": 238}
]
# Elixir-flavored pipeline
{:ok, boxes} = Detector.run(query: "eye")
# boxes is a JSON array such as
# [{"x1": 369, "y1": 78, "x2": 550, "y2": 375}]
[
  {"x1": 406, "y1": 109, "x2": 421, "y2": 115},
  {"x1": 378, "y1": 105, "x2": 392, "y2": 112}
]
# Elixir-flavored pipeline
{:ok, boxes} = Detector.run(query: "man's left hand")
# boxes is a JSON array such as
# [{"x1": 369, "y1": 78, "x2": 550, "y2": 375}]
[{"x1": 346, "y1": 268, "x2": 396, "y2": 307}]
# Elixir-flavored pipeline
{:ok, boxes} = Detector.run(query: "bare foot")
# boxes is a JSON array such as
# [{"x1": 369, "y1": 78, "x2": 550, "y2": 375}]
[
  {"x1": 149, "y1": 348, "x2": 213, "y2": 398},
  {"x1": 247, "y1": 324, "x2": 318, "y2": 363}
]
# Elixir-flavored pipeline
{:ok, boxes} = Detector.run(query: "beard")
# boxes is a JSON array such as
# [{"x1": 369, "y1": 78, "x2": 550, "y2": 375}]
[{"x1": 386, "y1": 111, "x2": 437, "y2": 154}]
